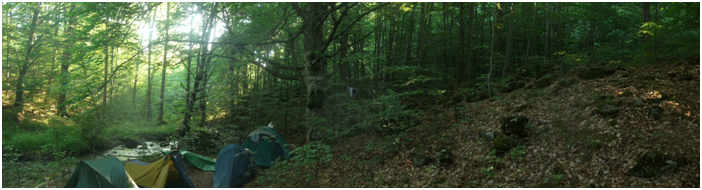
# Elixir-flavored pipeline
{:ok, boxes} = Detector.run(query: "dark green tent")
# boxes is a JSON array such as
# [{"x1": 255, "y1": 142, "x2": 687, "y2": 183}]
[
  {"x1": 241, "y1": 127, "x2": 291, "y2": 167},
  {"x1": 65, "y1": 156, "x2": 137, "y2": 188},
  {"x1": 162, "y1": 150, "x2": 217, "y2": 171},
  {"x1": 213, "y1": 144, "x2": 255, "y2": 188}
]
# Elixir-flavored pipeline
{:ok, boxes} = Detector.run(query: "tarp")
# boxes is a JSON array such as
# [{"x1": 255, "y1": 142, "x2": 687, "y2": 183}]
[
  {"x1": 241, "y1": 127, "x2": 291, "y2": 167},
  {"x1": 124, "y1": 151, "x2": 196, "y2": 188},
  {"x1": 212, "y1": 144, "x2": 255, "y2": 188},
  {"x1": 162, "y1": 150, "x2": 217, "y2": 171},
  {"x1": 65, "y1": 156, "x2": 138, "y2": 188}
]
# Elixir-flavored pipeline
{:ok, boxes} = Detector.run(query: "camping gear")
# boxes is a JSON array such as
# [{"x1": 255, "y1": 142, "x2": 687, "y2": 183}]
[
  {"x1": 241, "y1": 127, "x2": 291, "y2": 167},
  {"x1": 162, "y1": 150, "x2": 217, "y2": 171},
  {"x1": 124, "y1": 151, "x2": 196, "y2": 188},
  {"x1": 65, "y1": 156, "x2": 138, "y2": 188},
  {"x1": 212, "y1": 144, "x2": 255, "y2": 188}
]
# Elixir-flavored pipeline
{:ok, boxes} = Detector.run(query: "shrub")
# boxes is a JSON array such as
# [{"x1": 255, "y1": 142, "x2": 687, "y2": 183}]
[{"x1": 258, "y1": 141, "x2": 333, "y2": 187}]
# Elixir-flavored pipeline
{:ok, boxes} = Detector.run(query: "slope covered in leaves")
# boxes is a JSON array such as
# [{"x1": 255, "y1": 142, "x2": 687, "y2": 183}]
[{"x1": 245, "y1": 61, "x2": 700, "y2": 188}]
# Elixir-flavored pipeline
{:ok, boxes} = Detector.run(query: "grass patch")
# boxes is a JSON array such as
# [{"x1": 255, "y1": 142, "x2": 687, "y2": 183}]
[
  {"x1": 2, "y1": 120, "x2": 88, "y2": 157},
  {"x1": 106, "y1": 120, "x2": 179, "y2": 140}
]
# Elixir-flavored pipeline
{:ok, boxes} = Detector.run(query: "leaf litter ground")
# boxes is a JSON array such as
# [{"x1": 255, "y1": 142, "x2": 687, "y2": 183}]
[{"x1": 241, "y1": 63, "x2": 699, "y2": 188}]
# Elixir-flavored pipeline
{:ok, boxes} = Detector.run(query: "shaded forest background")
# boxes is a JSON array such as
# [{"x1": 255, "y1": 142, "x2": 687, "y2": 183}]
[{"x1": 1, "y1": 2, "x2": 699, "y2": 187}]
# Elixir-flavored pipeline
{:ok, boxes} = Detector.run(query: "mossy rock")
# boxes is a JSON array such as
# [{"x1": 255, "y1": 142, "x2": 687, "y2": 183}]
[
  {"x1": 479, "y1": 131, "x2": 496, "y2": 142},
  {"x1": 118, "y1": 137, "x2": 140, "y2": 149},
  {"x1": 627, "y1": 152, "x2": 683, "y2": 178},
  {"x1": 595, "y1": 103, "x2": 619, "y2": 117},
  {"x1": 579, "y1": 67, "x2": 616, "y2": 80},
  {"x1": 503, "y1": 80, "x2": 525, "y2": 93},
  {"x1": 647, "y1": 106, "x2": 664, "y2": 120},
  {"x1": 493, "y1": 133, "x2": 519, "y2": 156},
  {"x1": 501, "y1": 116, "x2": 529, "y2": 137},
  {"x1": 411, "y1": 152, "x2": 430, "y2": 167},
  {"x1": 434, "y1": 146, "x2": 454, "y2": 167}
]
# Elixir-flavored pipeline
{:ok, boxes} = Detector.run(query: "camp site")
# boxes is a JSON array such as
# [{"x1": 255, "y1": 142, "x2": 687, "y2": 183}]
[{"x1": 2, "y1": 2, "x2": 699, "y2": 188}]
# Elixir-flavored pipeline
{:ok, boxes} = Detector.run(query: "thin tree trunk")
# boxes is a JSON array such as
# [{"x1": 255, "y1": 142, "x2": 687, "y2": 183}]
[
  {"x1": 184, "y1": 11, "x2": 194, "y2": 118},
  {"x1": 466, "y1": 3, "x2": 475, "y2": 84},
  {"x1": 641, "y1": 2, "x2": 651, "y2": 54},
  {"x1": 503, "y1": 3, "x2": 513, "y2": 78},
  {"x1": 459, "y1": 3, "x2": 465, "y2": 82},
  {"x1": 524, "y1": 3, "x2": 536, "y2": 68},
  {"x1": 146, "y1": 9, "x2": 155, "y2": 120},
  {"x1": 544, "y1": 2, "x2": 550, "y2": 60},
  {"x1": 109, "y1": 46, "x2": 115, "y2": 106},
  {"x1": 58, "y1": 3, "x2": 75, "y2": 117},
  {"x1": 158, "y1": 2, "x2": 170, "y2": 124},
  {"x1": 103, "y1": 4, "x2": 110, "y2": 119},
  {"x1": 488, "y1": 3, "x2": 495, "y2": 99}
]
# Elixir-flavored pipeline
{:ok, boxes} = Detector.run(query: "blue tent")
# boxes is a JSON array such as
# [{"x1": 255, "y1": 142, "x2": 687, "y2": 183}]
[
  {"x1": 241, "y1": 127, "x2": 291, "y2": 167},
  {"x1": 213, "y1": 144, "x2": 255, "y2": 188}
]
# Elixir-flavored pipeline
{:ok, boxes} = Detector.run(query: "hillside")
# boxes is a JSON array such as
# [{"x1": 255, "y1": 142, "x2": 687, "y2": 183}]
[{"x1": 240, "y1": 62, "x2": 700, "y2": 188}]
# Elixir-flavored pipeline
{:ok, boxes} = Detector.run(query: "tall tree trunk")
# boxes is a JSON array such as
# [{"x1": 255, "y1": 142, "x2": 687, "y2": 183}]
[
  {"x1": 103, "y1": 4, "x2": 110, "y2": 119},
  {"x1": 158, "y1": 2, "x2": 170, "y2": 124},
  {"x1": 487, "y1": 3, "x2": 496, "y2": 98},
  {"x1": 133, "y1": 38, "x2": 140, "y2": 106},
  {"x1": 184, "y1": 11, "x2": 194, "y2": 119},
  {"x1": 108, "y1": 46, "x2": 115, "y2": 106},
  {"x1": 47, "y1": 11, "x2": 61, "y2": 97},
  {"x1": 146, "y1": 9, "x2": 155, "y2": 120},
  {"x1": 544, "y1": 2, "x2": 550, "y2": 60},
  {"x1": 294, "y1": 2, "x2": 330, "y2": 144},
  {"x1": 524, "y1": 3, "x2": 536, "y2": 68},
  {"x1": 458, "y1": 3, "x2": 465, "y2": 83},
  {"x1": 465, "y1": 3, "x2": 474, "y2": 84},
  {"x1": 503, "y1": 3, "x2": 513, "y2": 78},
  {"x1": 641, "y1": 2, "x2": 651, "y2": 54},
  {"x1": 58, "y1": 3, "x2": 75, "y2": 117},
  {"x1": 199, "y1": 56, "x2": 213, "y2": 127},
  {"x1": 13, "y1": 2, "x2": 41, "y2": 121},
  {"x1": 339, "y1": 32, "x2": 349, "y2": 81}
]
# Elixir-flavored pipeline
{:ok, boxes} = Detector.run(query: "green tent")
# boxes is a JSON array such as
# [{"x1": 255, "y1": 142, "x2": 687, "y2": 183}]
[
  {"x1": 241, "y1": 127, "x2": 291, "y2": 167},
  {"x1": 65, "y1": 156, "x2": 138, "y2": 188},
  {"x1": 162, "y1": 150, "x2": 217, "y2": 171}
]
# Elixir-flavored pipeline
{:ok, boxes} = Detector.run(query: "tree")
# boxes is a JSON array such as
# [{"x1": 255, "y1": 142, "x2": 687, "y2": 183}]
[
  {"x1": 146, "y1": 8, "x2": 155, "y2": 120},
  {"x1": 12, "y1": 2, "x2": 41, "y2": 121},
  {"x1": 181, "y1": 2, "x2": 219, "y2": 136},
  {"x1": 158, "y1": 2, "x2": 170, "y2": 124},
  {"x1": 57, "y1": 3, "x2": 76, "y2": 117}
]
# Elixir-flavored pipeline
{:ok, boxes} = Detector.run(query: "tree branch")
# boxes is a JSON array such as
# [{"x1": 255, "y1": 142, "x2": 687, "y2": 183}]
[
  {"x1": 235, "y1": 44, "x2": 304, "y2": 71},
  {"x1": 210, "y1": 53, "x2": 302, "y2": 81}
]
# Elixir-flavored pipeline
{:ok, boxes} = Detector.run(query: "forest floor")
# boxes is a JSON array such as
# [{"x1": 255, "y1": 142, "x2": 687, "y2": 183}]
[
  {"x1": 236, "y1": 62, "x2": 699, "y2": 188},
  {"x1": 6, "y1": 62, "x2": 699, "y2": 188}
]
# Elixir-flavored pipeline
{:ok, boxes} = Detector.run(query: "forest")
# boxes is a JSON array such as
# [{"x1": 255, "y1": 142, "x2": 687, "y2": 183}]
[{"x1": 1, "y1": 2, "x2": 699, "y2": 188}]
